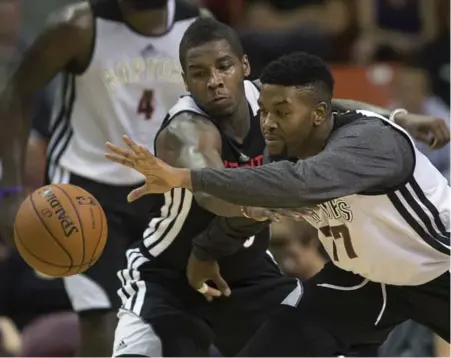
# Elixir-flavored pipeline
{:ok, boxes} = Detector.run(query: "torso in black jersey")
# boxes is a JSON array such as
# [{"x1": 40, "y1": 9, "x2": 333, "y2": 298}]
[{"x1": 137, "y1": 80, "x2": 273, "y2": 282}]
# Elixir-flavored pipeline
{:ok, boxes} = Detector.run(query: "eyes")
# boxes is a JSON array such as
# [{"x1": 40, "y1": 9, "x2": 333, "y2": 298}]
[
  {"x1": 260, "y1": 109, "x2": 290, "y2": 119},
  {"x1": 190, "y1": 62, "x2": 233, "y2": 79}
]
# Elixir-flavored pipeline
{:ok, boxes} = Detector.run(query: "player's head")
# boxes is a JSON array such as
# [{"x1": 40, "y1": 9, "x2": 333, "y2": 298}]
[
  {"x1": 122, "y1": 0, "x2": 167, "y2": 10},
  {"x1": 259, "y1": 52, "x2": 334, "y2": 158},
  {"x1": 179, "y1": 18, "x2": 250, "y2": 118}
]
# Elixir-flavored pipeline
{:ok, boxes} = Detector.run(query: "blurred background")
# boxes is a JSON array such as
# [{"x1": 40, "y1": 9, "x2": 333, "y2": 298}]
[{"x1": 0, "y1": 0, "x2": 449, "y2": 356}]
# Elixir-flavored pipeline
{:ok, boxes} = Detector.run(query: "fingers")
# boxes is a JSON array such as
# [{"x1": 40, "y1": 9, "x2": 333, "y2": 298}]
[
  {"x1": 264, "y1": 210, "x2": 281, "y2": 223},
  {"x1": 122, "y1": 135, "x2": 143, "y2": 155},
  {"x1": 127, "y1": 185, "x2": 147, "y2": 202},
  {"x1": 213, "y1": 275, "x2": 231, "y2": 297},
  {"x1": 195, "y1": 282, "x2": 222, "y2": 302},
  {"x1": 105, "y1": 152, "x2": 135, "y2": 168},
  {"x1": 430, "y1": 120, "x2": 450, "y2": 149}
]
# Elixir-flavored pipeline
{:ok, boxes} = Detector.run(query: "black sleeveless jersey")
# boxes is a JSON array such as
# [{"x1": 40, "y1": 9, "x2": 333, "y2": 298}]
[{"x1": 136, "y1": 80, "x2": 273, "y2": 283}]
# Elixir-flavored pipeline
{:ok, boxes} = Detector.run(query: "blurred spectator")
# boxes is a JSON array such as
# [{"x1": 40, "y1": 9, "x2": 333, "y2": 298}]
[
  {"x1": 20, "y1": 312, "x2": 79, "y2": 357},
  {"x1": 271, "y1": 219, "x2": 328, "y2": 280},
  {"x1": 353, "y1": 0, "x2": 438, "y2": 64},
  {"x1": 0, "y1": 317, "x2": 21, "y2": 356},
  {"x1": 0, "y1": 249, "x2": 72, "y2": 331},
  {"x1": 418, "y1": 3, "x2": 450, "y2": 106},
  {"x1": 390, "y1": 64, "x2": 450, "y2": 181},
  {"x1": 0, "y1": 0, "x2": 23, "y2": 83}
]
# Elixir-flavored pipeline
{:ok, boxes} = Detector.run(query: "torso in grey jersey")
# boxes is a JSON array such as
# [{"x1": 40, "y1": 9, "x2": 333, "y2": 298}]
[
  {"x1": 302, "y1": 110, "x2": 450, "y2": 285},
  {"x1": 190, "y1": 110, "x2": 450, "y2": 286}
]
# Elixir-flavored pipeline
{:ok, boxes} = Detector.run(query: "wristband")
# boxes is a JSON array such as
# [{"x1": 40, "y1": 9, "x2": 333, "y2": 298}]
[
  {"x1": 389, "y1": 108, "x2": 408, "y2": 123},
  {"x1": 0, "y1": 186, "x2": 24, "y2": 201}
]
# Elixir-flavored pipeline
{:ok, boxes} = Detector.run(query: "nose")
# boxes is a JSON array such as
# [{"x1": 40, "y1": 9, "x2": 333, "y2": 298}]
[
  {"x1": 260, "y1": 111, "x2": 277, "y2": 132},
  {"x1": 207, "y1": 69, "x2": 224, "y2": 90}
]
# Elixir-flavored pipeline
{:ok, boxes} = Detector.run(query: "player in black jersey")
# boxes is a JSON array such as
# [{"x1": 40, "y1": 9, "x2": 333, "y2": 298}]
[{"x1": 106, "y1": 18, "x2": 450, "y2": 357}]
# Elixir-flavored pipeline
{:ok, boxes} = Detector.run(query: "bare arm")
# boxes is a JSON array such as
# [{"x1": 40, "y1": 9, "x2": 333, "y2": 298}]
[
  {"x1": 155, "y1": 113, "x2": 244, "y2": 217},
  {"x1": 0, "y1": 3, "x2": 93, "y2": 188},
  {"x1": 332, "y1": 98, "x2": 391, "y2": 118}
]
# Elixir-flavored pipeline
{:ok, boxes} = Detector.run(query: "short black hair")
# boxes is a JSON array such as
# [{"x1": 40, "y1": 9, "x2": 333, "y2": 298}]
[
  {"x1": 260, "y1": 52, "x2": 334, "y2": 104},
  {"x1": 179, "y1": 18, "x2": 244, "y2": 70}
]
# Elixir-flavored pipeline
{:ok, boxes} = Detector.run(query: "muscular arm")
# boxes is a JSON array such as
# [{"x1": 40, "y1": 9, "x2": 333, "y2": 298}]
[
  {"x1": 155, "y1": 113, "x2": 243, "y2": 217},
  {"x1": 188, "y1": 116, "x2": 415, "y2": 208},
  {"x1": 156, "y1": 113, "x2": 267, "y2": 259},
  {"x1": 331, "y1": 98, "x2": 392, "y2": 118},
  {"x1": 0, "y1": 3, "x2": 93, "y2": 188}
]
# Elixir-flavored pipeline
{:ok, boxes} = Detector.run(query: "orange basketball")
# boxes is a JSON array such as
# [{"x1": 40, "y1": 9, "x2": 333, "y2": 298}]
[{"x1": 14, "y1": 184, "x2": 108, "y2": 277}]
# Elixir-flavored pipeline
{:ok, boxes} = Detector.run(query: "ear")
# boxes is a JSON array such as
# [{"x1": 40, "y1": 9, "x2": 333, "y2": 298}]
[
  {"x1": 312, "y1": 102, "x2": 328, "y2": 127},
  {"x1": 181, "y1": 71, "x2": 189, "y2": 92},
  {"x1": 242, "y1": 54, "x2": 251, "y2": 78}
]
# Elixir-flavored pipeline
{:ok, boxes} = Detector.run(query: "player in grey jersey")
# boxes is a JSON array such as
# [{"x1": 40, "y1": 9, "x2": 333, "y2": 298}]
[{"x1": 106, "y1": 51, "x2": 449, "y2": 356}]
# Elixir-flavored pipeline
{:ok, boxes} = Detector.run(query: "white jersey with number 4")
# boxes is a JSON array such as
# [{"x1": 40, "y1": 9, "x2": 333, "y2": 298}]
[
  {"x1": 47, "y1": 0, "x2": 199, "y2": 185},
  {"x1": 302, "y1": 110, "x2": 450, "y2": 286}
]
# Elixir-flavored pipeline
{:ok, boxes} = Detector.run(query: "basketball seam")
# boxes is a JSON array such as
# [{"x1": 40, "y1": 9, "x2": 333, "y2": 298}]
[
  {"x1": 29, "y1": 194, "x2": 74, "y2": 268},
  {"x1": 14, "y1": 225, "x2": 72, "y2": 273},
  {"x1": 53, "y1": 184, "x2": 87, "y2": 273}
]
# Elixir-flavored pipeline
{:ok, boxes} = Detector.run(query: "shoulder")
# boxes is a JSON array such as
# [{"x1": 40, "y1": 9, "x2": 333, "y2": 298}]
[
  {"x1": 48, "y1": 1, "x2": 93, "y2": 28},
  {"x1": 157, "y1": 112, "x2": 221, "y2": 148},
  {"x1": 330, "y1": 111, "x2": 413, "y2": 154}
]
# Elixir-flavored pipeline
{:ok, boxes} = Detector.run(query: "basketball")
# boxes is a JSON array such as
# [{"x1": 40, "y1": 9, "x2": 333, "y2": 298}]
[{"x1": 14, "y1": 184, "x2": 108, "y2": 277}]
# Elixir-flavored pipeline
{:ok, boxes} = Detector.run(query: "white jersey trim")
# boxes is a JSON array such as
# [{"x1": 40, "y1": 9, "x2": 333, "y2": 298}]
[
  {"x1": 142, "y1": 188, "x2": 193, "y2": 257},
  {"x1": 47, "y1": 73, "x2": 76, "y2": 182},
  {"x1": 357, "y1": 110, "x2": 449, "y2": 256}
]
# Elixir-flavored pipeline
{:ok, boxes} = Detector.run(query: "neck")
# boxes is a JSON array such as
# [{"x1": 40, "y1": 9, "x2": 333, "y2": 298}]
[
  {"x1": 297, "y1": 114, "x2": 334, "y2": 159},
  {"x1": 118, "y1": 1, "x2": 168, "y2": 36},
  {"x1": 217, "y1": 94, "x2": 251, "y2": 143}
]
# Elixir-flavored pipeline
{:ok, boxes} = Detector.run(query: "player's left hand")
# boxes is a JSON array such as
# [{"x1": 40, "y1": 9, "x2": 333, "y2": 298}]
[
  {"x1": 105, "y1": 135, "x2": 183, "y2": 201},
  {"x1": 187, "y1": 252, "x2": 231, "y2": 302},
  {"x1": 395, "y1": 113, "x2": 450, "y2": 149}
]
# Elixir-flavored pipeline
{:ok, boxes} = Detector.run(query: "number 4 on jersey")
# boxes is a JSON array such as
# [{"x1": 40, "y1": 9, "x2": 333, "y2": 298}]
[{"x1": 137, "y1": 89, "x2": 154, "y2": 120}]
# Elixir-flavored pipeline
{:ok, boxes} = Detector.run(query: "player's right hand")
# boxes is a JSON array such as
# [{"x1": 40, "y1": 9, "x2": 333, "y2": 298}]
[{"x1": 187, "y1": 252, "x2": 231, "y2": 302}]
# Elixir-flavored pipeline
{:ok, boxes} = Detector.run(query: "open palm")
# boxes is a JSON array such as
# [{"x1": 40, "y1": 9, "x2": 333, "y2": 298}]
[{"x1": 105, "y1": 135, "x2": 178, "y2": 201}]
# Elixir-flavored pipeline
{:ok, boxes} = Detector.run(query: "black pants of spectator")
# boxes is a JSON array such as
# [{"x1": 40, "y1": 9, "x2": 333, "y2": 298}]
[{"x1": 238, "y1": 262, "x2": 450, "y2": 357}]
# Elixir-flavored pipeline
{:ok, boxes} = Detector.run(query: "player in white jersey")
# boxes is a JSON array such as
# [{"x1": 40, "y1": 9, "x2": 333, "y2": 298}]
[
  {"x1": 105, "y1": 51, "x2": 450, "y2": 356},
  {"x1": 0, "y1": 0, "x2": 206, "y2": 355}
]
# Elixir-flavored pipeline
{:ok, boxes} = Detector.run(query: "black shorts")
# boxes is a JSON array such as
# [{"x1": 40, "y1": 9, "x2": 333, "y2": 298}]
[
  {"x1": 112, "y1": 254, "x2": 298, "y2": 357},
  {"x1": 238, "y1": 262, "x2": 450, "y2": 357},
  {"x1": 56, "y1": 173, "x2": 153, "y2": 313}
]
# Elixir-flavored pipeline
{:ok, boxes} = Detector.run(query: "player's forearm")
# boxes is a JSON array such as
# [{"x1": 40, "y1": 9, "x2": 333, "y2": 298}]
[
  {"x1": 0, "y1": 94, "x2": 32, "y2": 188},
  {"x1": 332, "y1": 99, "x2": 391, "y2": 118},
  {"x1": 192, "y1": 216, "x2": 268, "y2": 260},
  {"x1": 190, "y1": 161, "x2": 325, "y2": 208},
  {"x1": 195, "y1": 193, "x2": 244, "y2": 217}
]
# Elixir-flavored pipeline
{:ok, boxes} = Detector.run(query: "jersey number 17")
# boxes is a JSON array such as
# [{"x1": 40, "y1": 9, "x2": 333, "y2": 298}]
[{"x1": 137, "y1": 89, "x2": 154, "y2": 120}]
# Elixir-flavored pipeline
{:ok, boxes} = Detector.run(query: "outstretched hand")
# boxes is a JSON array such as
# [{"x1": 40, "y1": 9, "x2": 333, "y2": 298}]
[
  {"x1": 105, "y1": 135, "x2": 186, "y2": 201},
  {"x1": 396, "y1": 113, "x2": 450, "y2": 149}
]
